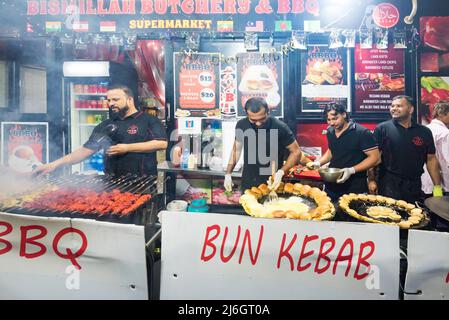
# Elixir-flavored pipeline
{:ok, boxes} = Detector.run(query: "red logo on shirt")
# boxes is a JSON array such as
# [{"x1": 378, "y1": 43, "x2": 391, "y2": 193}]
[
  {"x1": 412, "y1": 136, "x2": 424, "y2": 146},
  {"x1": 127, "y1": 125, "x2": 138, "y2": 135}
]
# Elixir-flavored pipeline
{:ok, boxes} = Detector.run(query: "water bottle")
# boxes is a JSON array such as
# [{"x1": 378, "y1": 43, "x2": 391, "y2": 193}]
[{"x1": 181, "y1": 148, "x2": 190, "y2": 169}]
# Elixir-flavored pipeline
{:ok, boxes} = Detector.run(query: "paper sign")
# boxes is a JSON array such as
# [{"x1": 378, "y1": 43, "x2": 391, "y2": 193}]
[
  {"x1": 1, "y1": 122, "x2": 48, "y2": 173},
  {"x1": 404, "y1": 230, "x2": 449, "y2": 300},
  {"x1": 0, "y1": 212, "x2": 148, "y2": 299},
  {"x1": 177, "y1": 117, "x2": 203, "y2": 135},
  {"x1": 160, "y1": 211, "x2": 399, "y2": 300}
]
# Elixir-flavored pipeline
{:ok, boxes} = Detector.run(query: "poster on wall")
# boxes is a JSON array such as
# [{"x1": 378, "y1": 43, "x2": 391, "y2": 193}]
[
  {"x1": 354, "y1": 44, "x2": 405, "y2": 113},
  {"x1": 174, "y1": 52, "x2": 221, "y2": 118},
  {"x1": 301, "y1": 46, "x2": 350, "y2": 112},
  {"x1": 420, "y1": 17, "x2": 449, "y2": 73},
  {"x1": 220, "y1": 64, "x2": 238, "y2": 119},
  {"x1": 295, "y1": 122, "x2": 377, "y2": 158},
  {"x1": 420, "y1": 77, "x2": 449, "y2": 125},
  {"x1": 1, "y1": 122, "x2": 48, "y2": 173},
  {"x1": 236, "y1": 52, "x2": 283, "y2": 118}
]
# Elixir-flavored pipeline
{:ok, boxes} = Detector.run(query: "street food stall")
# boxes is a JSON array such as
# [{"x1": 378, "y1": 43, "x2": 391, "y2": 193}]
[{"x1": 0, "y1": 0, "x2": 449, "y2": 300}]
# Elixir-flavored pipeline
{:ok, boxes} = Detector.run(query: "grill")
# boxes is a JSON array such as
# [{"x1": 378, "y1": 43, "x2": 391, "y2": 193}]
[{"x1": 0, "y1": 173, "x2": 161, "y2": 225}]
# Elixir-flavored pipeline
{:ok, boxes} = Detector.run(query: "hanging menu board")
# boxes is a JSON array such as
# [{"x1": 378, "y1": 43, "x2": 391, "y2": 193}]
[
  {"x1": 236, "y1": 52, "x2": 283, "y2": 118},
  {"x1": 354, "y1": 44, "x2": 405, "y2": 113},
  {"x1": 174, "y1": 52, "x2": 221, "y2": 118},
  {"x1": 301, "y1": 46, "x2": 350, "y2": 112}
]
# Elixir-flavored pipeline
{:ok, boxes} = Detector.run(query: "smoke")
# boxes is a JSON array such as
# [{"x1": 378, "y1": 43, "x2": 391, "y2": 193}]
[{"x1": 0, "y1": 165, "x2": 42, "y2": 199}]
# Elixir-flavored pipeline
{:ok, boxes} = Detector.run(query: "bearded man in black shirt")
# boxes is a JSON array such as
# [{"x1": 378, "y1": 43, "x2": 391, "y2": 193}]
[
  {"x1": 368, "y1": 95, "x2": 443, "y2": 203},
  {"x1": 33, "y1": 85, "x2": 168, "y2": 177}
]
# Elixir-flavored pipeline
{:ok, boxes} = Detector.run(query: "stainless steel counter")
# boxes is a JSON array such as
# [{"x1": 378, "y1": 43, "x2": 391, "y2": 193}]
[{"x1": 157, "y1": 161, "x2": 242, "y2": 178}]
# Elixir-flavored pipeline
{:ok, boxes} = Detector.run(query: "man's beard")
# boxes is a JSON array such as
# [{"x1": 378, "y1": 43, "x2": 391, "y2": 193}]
[{"x1": 110, "y1": 105, "x2": 129, "y2": 120}]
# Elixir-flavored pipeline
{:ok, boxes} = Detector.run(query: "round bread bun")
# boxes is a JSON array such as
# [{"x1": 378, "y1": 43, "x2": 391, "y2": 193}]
[
  {"x1": 250, "y1": 187, "x2": 263, "y2": 197},
  {"x1": 410, "y1": 208, "x2": 423, "y2": 216},
  {"x1": 272, "y1": 210, "x2": 286, "y2": 218},
  {"x1": 286, "y1": 210, "x2": 300, "y2": 219},
  {"x1": 396, "y1": 200, "x2": 408, "y2": 207},
  {"x1": 398, "y1": 220, "x2": 412, "y2": 229},
  {"x1": 358, "y1": 194, "x2": 368, "y2": 201},
  {"x1": 258, "y1": 183, "x2": 270, "y2": 196},
  {"x1": 298, "y1": 211, "x2": 312, "y2": 220},
  {"x1": 299, "y1": 184, "x2": 312, "y2": 196},
  {"x1": 276, "y1": 182, "x2": 285, "y2": 193},
  {"x1": 284, "y1": 183, "x2": 295, "y2": 194}
]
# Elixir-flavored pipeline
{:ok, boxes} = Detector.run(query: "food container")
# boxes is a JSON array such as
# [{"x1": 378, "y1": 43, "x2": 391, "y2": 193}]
[
  {"x1": 166, "y1": 200, "x2": 188, "y2": 212},
  {"x1": 318, "y1": 168, "x2": 343, "y2": 183}
]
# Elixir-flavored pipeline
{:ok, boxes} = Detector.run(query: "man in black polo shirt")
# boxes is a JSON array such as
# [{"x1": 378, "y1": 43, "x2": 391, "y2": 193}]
[
  {"x1": 224, "y1": 97, "x2": 303, "y2": 191},
  {"x1": 307, "y1": 103, "x2": 380, "y2": 201},
  {"x1": 33, "y1": 85, "x2": 168, "y2": 176},
  {"x1": 368, "y1": 95, "x2": 442, "y2": 203}
]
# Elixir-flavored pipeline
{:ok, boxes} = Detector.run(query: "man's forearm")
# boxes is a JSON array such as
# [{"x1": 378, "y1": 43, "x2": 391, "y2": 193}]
[
  {"x1": 427, "y1": 157, "x2": 442, "y2": 186},
  {"x1": 127, "y1": 140, "x2": 168, "y2": 153},
  {"x1": 367, "y1": 167, "x2": 378, "y2": 182},
  {"x1": 226, "y1": 149, "x2": 241, "y2": 174},
  {"x1": 54, "y1": 147, "x2": 95, "y2": 167},
  {"x1": 281, "y1": 149, "x2": 301, "y2": 173}
]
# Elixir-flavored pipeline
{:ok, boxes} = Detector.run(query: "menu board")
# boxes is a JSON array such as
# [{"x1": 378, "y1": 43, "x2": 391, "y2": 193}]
[
  {"x1": 174, "y1": 52, "x2": 221, "y2": 118},
  {"x1": 1, "y1": 122, "x2": 48, "y2": 173},
  {"x1": 236, "y1": 52, "x2": 283, "y2": 118},
  {"x1": 354, "y1": 44, "x2": 405, "y2": 113},
  {"x1": 301, "y1": 46, "x2": 350, "y2": 112}
]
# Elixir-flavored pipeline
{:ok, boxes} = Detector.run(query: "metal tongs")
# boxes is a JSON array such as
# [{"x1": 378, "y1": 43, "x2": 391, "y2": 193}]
[{"x1": 267, "y1": 160, "x2": 279, "y2": 203}]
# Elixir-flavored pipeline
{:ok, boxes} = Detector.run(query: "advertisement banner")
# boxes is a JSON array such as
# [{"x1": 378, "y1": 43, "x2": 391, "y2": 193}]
[
  {"x1": 301, "y1": 46, "x2": 350, "y2": 112},
  {"x1": 1, "y1": 122, "x2": 48, "y2": 173},
  {"x1": 354, "y1": 44, "x2": 405, "y2": 113},
  {"x1": 22, "y1": 0, "x2": 321, "y2": 34},
  {"x1": 160, "y1": 211, "x2": 400, "y2": 300},
  {"x1": 174, "y1": 52, "x2": 221, "y2": 118},
  {"x1": 404, "y1": 230, "x2": 449, "y2": 300},
  {"x1": 236, "y1": 52, "x2": 283, "y2": 118},
  {"x1": 0, "y1": 212, "x2": 147, "y2": 299}
]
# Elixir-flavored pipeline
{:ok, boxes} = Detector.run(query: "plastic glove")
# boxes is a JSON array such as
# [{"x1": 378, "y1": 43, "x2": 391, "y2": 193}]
[
  {"x1": 224, "y1": 174, "x2": 233, "y2": 192},
  {"x1": 270, "y1": 169, "x2": 284, "y2": 190},
  {"x1": 336, "y1": 167, "x2": 355, "y2": 184},
  {"x1": 433, "y1": 185, "x2": 443, "y2": 197},
  {"x1": 306, "y1": 161, "x2": 321, "y2": 170}
]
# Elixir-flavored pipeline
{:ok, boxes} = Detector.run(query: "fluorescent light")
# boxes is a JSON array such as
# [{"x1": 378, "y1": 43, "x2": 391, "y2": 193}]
[{"x1": 63, "y1": 61, "x2": 109, "y2": 77}]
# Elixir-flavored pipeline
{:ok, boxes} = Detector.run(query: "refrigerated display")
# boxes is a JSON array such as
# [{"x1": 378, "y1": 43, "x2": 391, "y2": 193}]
[{"x1": 68, "y1": 80, "x2": 110, "y2": 174}]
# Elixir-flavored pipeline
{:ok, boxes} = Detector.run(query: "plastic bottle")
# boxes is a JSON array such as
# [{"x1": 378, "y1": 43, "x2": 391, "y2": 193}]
[
  {"x1": 181, "y1": 148, "x2": 190, "y2": 169},
  {"x1": 188, "y1": 153, "x2": 196, "y2": 169}
]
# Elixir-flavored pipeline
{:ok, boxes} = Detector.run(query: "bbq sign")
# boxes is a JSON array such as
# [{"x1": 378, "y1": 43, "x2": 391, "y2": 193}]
[
  {"x1": 160, "y1": 211, "x2": 400, "y2": 299},
  {"x1": 23, "y1": 0, "x2": 320, "y2": 33},
  {"x1": 0, "y1": 212, "x2": 148, "y2": 299}
]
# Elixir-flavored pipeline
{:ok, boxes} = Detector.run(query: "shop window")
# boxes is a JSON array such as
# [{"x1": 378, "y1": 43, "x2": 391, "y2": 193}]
[
  {"x1": 19, "y1": 65, "x2": 46, "y2": 114},
  {"x1": 0, "y1": 61, "x2": 8, "y2": 108}
]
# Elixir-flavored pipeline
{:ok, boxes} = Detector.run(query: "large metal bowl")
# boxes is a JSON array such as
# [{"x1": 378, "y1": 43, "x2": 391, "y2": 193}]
[{"x1": 318, "y1": 168, "x2": 343, "y2": 183}]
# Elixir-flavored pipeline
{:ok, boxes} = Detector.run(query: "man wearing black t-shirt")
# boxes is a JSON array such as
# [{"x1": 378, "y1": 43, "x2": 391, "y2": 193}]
[
  {"x1": 33, "y1": 85, "x2": 167, "y2": 177},
  {"x1": 224, "y1": 97, "x2": 302, "y2": 191},
  {"x1": 368, "y1": 95, "x2": 442, "y2": 203},
  {"x1": 307, "y1": 103, "x2": 380, "y2": 201}
]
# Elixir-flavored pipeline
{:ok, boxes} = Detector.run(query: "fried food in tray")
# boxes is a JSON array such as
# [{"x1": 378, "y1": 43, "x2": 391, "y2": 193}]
[
  {"x1": 338, "y1": 193, "x2": 430, "y2": 229},
  {"x1": 239, "y1": 182, "x2": 335, "y2": 221}
]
